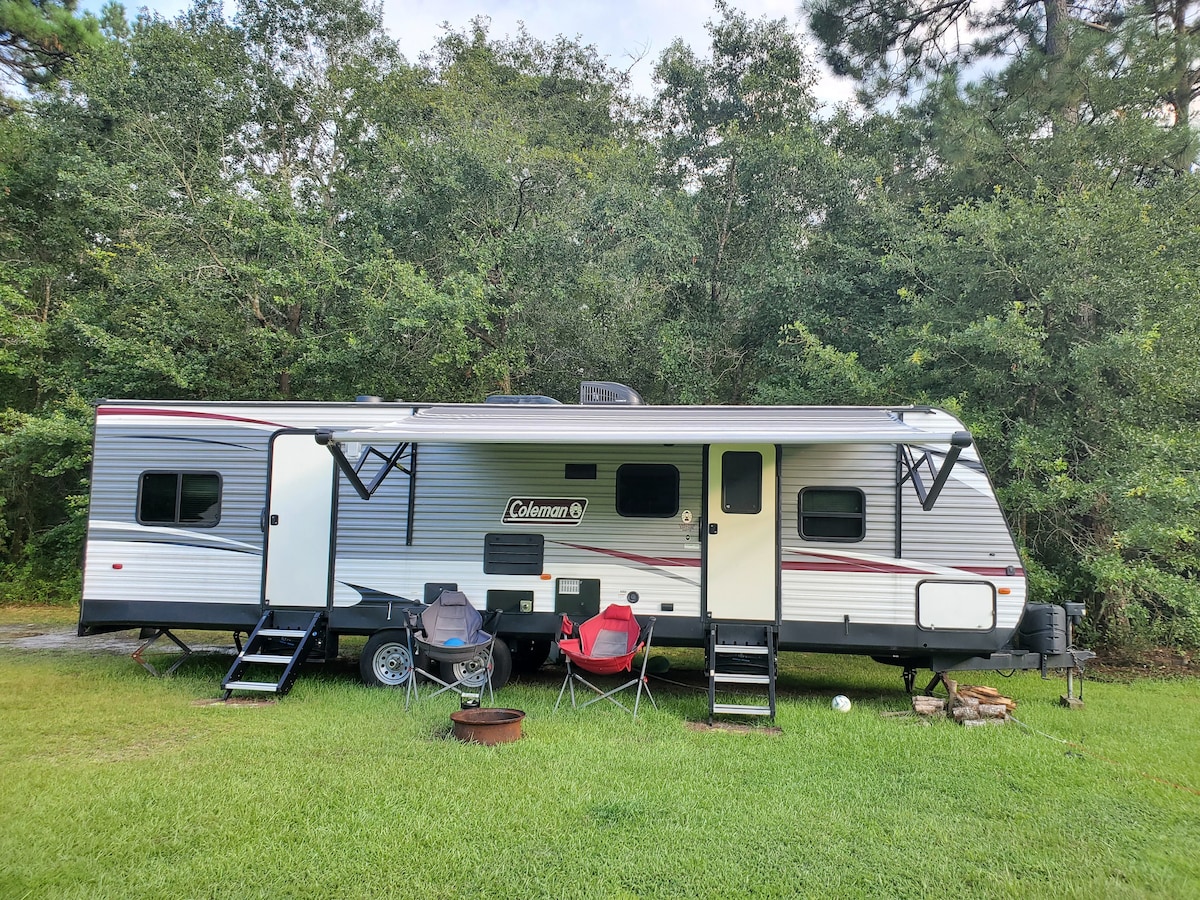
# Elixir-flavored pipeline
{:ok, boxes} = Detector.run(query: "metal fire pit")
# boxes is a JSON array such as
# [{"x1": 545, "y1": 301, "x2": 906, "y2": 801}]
[{"x1": 449, "y1": 707, "x2": 525, "y2": 745}]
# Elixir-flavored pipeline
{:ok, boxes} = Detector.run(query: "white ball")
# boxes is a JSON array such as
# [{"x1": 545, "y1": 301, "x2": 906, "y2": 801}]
[{"x1": 831, "y1": 694, "x2": 852, "y2": 712}]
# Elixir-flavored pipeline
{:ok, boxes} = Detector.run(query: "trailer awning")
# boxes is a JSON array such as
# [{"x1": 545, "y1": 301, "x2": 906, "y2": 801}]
[{"x1": 316, "y1": 404, "x2": 972, "y2": 446}]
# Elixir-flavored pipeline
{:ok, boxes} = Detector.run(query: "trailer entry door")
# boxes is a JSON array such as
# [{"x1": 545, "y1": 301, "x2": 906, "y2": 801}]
[
  {"x1": 262, "y1": 431, "x2": 336, "y2": 609},
  {"x1": 704, "y1": 444, "x2": 779, "y2": 622}
]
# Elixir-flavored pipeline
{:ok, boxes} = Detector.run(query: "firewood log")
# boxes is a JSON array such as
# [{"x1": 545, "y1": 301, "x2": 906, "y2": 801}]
[{"x1": 965, "y1": 685, "x2": 1001, "y2": 698}]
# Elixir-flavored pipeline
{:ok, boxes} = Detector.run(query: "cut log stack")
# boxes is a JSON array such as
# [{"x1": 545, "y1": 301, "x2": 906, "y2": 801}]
[
  {"x1": 910, "y1": 680, "x2": 1015, "y2": 726},
  {"x1": 911, "y1": 695, "x2": 945, "y2": 716},
  {"x1": 955, "y1": 683, "x2": 1016, "y2": 711}
]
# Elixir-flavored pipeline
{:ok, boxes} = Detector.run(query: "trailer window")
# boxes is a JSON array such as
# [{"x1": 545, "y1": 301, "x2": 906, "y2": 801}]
[
  {"x1": 616, "y1": 464, "x2": 679, "y2": 518},
  {"x1": 138, "y1": 472, "x2": 221, "y2": 527},
  {"x1": 721, "y1": 451, "x2": 762, "y2": 514},
  {"x1": 798, "y1": 488, "x2": 864, "y2": 542}
]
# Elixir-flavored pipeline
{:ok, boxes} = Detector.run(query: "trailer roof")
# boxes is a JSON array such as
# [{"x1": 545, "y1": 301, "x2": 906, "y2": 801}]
[{"x1": 323, "y1": 404, "x2": 971, "y2": 446}]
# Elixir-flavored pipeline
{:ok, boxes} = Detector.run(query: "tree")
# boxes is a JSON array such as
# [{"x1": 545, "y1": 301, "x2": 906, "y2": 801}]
[
  {"x1": 650, "y1": 1, "x2": 843, "y2": 403},
  {"x1": 341, "y1": 19, "x2": 690, "y2": 399},
  {"x1": 804, "y1": 0, "x2": 1200, "y2": 169},
  {"x1": 0, "y1": 0, "x2": 105, "y2": 109},
  {"x1": 803, "y1": 0, "x2": 1099, "y2": 99}
]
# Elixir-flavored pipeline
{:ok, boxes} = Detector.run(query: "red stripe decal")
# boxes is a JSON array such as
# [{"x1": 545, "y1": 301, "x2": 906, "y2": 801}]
[
  {"x1": 783, "y1": 550, "x2": 929, "y2": 575},
  {"x1": 782, "y1": 561, "x2": 927, "y2": 574},
  {"x1": 551, "y1": 541, "x2": 700, "y2": 568},
  {"x1": 554, "y1": 542, "x2": 1024, "y2": 579},
  {"x1": 98, "y1": 407, "x2": 286, "y2": 428}
]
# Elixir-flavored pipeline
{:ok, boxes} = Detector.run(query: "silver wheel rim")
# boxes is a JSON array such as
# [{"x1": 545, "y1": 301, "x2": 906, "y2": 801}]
[
  {"x1": 371, "y1": 642, "x2": 412, "y2": 686},
  {"x1": 452, "y1": 652, "x2": 492, "y2": 688}
]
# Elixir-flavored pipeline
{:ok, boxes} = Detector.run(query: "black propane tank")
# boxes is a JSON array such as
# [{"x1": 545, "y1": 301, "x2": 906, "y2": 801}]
[{"x1": 1017, "y1": 603, "x2": 1067, "y2": 654}]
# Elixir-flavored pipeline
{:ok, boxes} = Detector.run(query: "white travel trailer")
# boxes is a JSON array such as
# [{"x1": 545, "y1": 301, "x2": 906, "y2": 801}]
[{"x1": 80, "y1": 383, "x2": 1088, "y2": 716}]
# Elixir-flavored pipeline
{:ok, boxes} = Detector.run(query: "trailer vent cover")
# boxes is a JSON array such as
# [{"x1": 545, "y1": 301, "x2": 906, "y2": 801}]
[{"x1": 579, "y1": 381, "x2": 643, "y2": 405}]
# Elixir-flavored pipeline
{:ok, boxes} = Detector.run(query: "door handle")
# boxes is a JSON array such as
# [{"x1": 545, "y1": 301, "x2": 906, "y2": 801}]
[
  {"x1": 709, "y1": 523, "x2": 718, "y2": 535},
  {"x1": 270, "y1": 514, "x2": 280, "y2": 526}
]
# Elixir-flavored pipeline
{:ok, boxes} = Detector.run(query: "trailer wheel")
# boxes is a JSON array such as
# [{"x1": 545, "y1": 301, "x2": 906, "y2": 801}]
[
  {"x1": 510, "y1": 638, "x2": 551, "y2": 674},
  {"x1": 360, "y1": 630, "x2": 413, "y2": 688},
  {"x1": 446, "y1": 638, "x2": 512, "y2": 691}
]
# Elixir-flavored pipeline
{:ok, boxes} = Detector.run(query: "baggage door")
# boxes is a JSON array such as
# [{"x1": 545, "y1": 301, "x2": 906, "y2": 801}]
[
  {"x1": 703, "y1": 444, "x2": 780, "y2": 622},
  {"x1": 262, "y1": 431, "x2": 336, "y2": 609}
]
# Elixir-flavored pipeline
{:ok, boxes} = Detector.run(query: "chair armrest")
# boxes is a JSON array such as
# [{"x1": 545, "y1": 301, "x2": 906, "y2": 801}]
[{"x1": 558, "y1": 615, "x2": 575, "y2": 640}]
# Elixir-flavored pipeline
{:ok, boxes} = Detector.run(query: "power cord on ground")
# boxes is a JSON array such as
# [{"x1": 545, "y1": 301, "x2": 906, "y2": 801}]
[{"x1": 1008, "y1": 715, "x2": 1198, "y2": 797}]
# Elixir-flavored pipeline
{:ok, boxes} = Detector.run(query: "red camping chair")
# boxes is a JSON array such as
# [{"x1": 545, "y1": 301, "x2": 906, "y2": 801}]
[{"x1": 554, "y1": 605, "x2": 656, "y2": 718}]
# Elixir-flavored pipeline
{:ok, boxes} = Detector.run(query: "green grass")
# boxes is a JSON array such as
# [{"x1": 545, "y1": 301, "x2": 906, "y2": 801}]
[
  {"x1": 1, "y1": 626, "x2": 1198, "y2": 899},
  {"x1": 0, "y1": 604, "x2": 82, "y2": 626}
]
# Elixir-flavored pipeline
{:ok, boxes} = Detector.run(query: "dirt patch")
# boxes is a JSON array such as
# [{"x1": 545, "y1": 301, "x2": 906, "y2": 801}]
[
  {"x1": 191, "y1": 697, "x2": 276, "y2": 708},
  {"x1": 0, "y1": 624, "x2": 234, "y2": 655},
  {"x1": 686, "y1": 720, "x2": 783, "y2": 735},
  {"x1": 0, "y1": 626, "x2": 48, "y2": 640},
  {"x1": 1086, "y1": 647, "x2": 1195, "y2": 682}
]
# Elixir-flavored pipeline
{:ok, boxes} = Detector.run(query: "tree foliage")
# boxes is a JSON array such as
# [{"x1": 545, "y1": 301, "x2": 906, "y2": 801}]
[{"x1": 0, "y1": 0, "x2": 105, "y2": 109}]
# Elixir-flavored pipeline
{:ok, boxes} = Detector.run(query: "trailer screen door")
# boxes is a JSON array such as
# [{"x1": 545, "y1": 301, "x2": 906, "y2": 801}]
[
  {"x1": 704, "y1": 444, "x2": 779, "y2": 622},
  {"x1": 262, "y1": 431, "x2": 336, "y2": 609}
]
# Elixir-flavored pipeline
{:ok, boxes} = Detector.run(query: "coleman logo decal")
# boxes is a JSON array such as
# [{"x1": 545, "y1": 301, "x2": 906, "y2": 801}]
[{"x1": 502, "y1": 498, "x2": 587, "y2": 526}]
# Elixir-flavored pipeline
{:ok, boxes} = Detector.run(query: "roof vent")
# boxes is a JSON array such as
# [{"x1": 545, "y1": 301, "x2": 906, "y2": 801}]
[{"x1": 579, "y1": 381, "x2": 643, "y2": 405}]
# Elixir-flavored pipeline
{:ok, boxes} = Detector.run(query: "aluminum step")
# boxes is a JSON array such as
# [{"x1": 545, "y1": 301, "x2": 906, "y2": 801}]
[
  {"x1": 711, "y1": 703, "x2": 773, "y2": 716},
  {"x1": 711, "y1": 672, "x2": 771, "y2": 684},
  {"x1": 258, "y1": 628, "x2": 306, "y2": 638},
  {"x1": 241, "y1": 653, "x2": 293, "y2": 664},
  {"x1": 223, "y1": 681, "x2": 281, "y2": 692},
  {"x1": 713, "y1": 644, "x2": 769, "y2": 654}
]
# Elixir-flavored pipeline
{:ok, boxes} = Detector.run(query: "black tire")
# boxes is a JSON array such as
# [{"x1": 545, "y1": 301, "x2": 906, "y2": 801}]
[
  {"x1": 509, "y1": 638, "x2": 552, "y2": 674},
  {"x1": 489, "y1": 638, "x2": 512, "y2": 690},
  {"x1": 359, "y1": 630, "x2": 413, "y2": 688},
  {"x1": 444, "y1": 638, "x2": 512, "y2": 691}
]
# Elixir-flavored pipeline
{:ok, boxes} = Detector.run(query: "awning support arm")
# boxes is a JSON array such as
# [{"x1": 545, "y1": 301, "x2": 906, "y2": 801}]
[
  {"x1": 317, "y1": 431, "x2": 412, "y2": 500},
  {"x1": 316, "y1": 431, "x2": 418, "y2": 546},
  {"x1": 898, "y1": 431, "x2": 972, "y2": 511}
]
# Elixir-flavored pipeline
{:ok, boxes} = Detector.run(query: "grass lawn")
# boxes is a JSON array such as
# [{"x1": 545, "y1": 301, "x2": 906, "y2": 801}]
[{"x1": 1, "y1": 607, "x2": 1197, "y2": 899}]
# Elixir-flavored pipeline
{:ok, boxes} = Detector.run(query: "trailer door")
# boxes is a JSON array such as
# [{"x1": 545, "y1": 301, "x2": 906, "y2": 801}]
[
  {"x1": 703, "y1": 444, "x2": 780, "y2": 622},
  {"x1": 262, "y1": 431, "x2": 336, "y2": 609}
]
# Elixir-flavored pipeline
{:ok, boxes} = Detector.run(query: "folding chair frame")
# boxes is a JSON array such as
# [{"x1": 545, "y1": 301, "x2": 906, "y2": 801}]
[
  {"x1": 555, "y1": 615, "x2": 657, "y2": 718},
  {"x1": 404, "y1": 605, "x2": 502, "y2": 709}
]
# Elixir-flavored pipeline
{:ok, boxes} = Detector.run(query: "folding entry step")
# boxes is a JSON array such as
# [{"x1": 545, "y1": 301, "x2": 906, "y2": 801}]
[
  {"x1": 707, "y1": 622, "x2": 777, "y2": 724},
  {"x1": 221, "y1": 610, "x2": 325, "y2": 699}
]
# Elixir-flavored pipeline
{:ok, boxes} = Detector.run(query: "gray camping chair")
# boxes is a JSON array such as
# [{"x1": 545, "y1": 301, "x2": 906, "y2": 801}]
[{"x1": 405, "y1": 591, "x2": 500, "y2": 708}]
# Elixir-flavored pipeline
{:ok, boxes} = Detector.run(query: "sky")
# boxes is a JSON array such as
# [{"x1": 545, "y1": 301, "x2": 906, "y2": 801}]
[{"x1": 104, "y1": 0, "x2": 857, "y2": 106}]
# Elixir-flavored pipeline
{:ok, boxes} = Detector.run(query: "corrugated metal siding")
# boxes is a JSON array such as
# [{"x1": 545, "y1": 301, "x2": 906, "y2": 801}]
[
  {"x1": 779, "y1": 444, "x2": 896, "y2": 555},
  {"x1": 333, "y1": 443, "x2": 705, "y2": 615},
  {"x1": 779, "y1": 444, "x2": 900, "y2": 623},
  {"x1": 84, "y1": 417, "x2": 272, "y2": 605},
  {"x1": 899, "y1": 443, "x2": 1027, "y2": 628}
]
